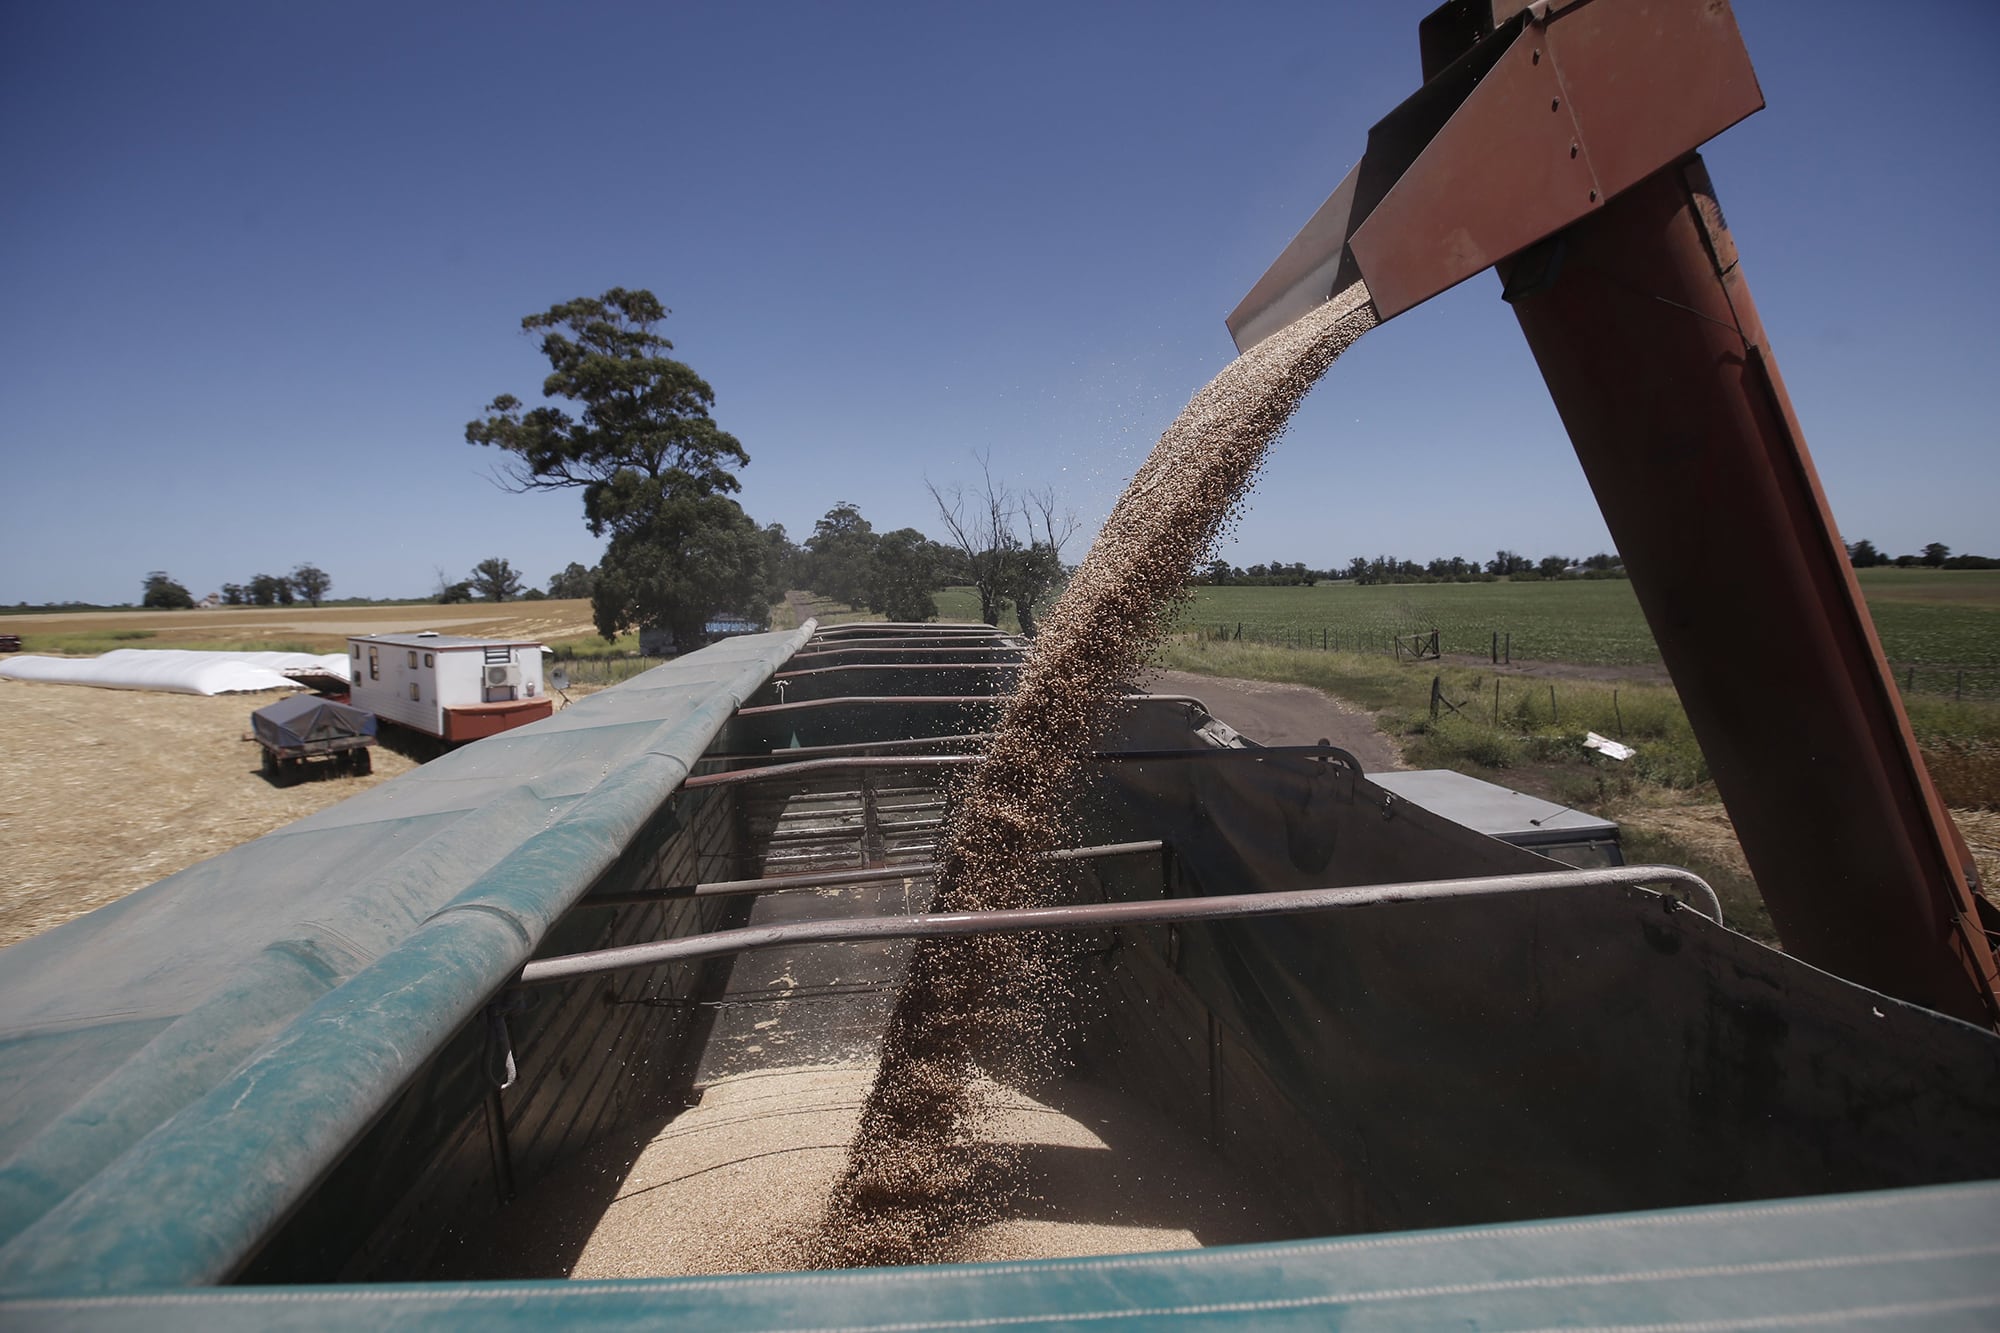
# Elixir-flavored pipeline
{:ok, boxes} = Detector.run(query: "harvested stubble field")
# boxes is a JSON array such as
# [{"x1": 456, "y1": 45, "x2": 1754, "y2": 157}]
[
  {"x1": 0, "y1": 676, "x2": 617, "y2": 948},
  {"x1": 0, "y1": 599, "x2": 619, "y2": 947},
  {"x1": 0, "y1": 679, "x2": 419, "y2": 947},
  {"x1": 4, "y1": 599, "x2": 602, "y2": 657}
]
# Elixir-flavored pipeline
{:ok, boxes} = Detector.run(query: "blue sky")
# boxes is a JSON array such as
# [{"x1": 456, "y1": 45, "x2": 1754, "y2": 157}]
[{"x1": 3, "y1": 0, "x2": 1995, "y2": 604}]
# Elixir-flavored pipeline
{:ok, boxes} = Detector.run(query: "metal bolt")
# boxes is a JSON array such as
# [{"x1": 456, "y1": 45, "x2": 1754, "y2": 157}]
[
  {"x1": 1589, "y1": 189, "x2": 1598, "y2": 201},
  {"x1": 1570, "y1": 143, "x2": 1579, "y2": 158},
  {"x1": 1533, "y1": 48, "x2": 1541, "y2": 64},
  {"x1": 1551, "y1": 97, "x2": 1560, "y2": 111}
]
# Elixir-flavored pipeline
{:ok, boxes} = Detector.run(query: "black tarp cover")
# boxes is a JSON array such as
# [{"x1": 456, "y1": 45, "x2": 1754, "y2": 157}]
[{"x1": 251, "y1": 694, "x2": 376, "y2": 750}]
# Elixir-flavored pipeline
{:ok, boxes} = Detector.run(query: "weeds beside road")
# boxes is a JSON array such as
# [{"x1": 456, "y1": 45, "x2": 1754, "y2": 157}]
[{"x1": 1156, "y1": 636, "x2": 2000, "y2": 945}]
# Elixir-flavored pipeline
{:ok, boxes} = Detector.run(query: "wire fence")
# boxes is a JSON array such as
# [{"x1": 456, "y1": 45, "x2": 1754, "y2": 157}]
[
  {"x1": 543, "y1": 653, "x2": 673, "y2": 688},
  {"x1": 1196, "y1": 622, "x2": 2000, "y2": 701}
]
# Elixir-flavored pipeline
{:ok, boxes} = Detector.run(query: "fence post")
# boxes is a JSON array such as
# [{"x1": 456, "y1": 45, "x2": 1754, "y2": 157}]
[
  {"x1": 1322, "y1": 627, "x2": 1327, "y2": 651},
  {"x1": 1491, "y1": 631, "x2": 1498, "y2": 665},
  {"x1": 1430, "y1": 675, "x2": 1442, "y2": 721},
  {"x1": 1234, "y1": 622, "x2": 1241, "y2": 641},
  {"x1": 1505, "y1": 632, "x2": 1512, "y2": 666},
  {"x1": 1494, "y1": 678, "x2": 1501, "y2": 726},
  {"x1": 1549, "y1": 685, "x2": 1559, "y2": 725}
]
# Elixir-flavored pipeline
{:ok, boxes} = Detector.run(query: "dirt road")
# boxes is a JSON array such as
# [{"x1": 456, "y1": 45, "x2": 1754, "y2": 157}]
[{"x1": 1142, "y1": 668, "x2": 1403, "y2": 771}]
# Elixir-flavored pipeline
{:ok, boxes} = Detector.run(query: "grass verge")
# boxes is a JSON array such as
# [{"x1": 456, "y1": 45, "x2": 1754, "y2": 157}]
[{"x1": 1155, "y1": 635, "x2": 2000, "y2": 945}]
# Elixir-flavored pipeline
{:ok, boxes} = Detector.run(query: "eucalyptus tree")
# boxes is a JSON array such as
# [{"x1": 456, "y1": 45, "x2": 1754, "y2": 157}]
[{"x1": 467, "y1": 288, "x2": 769, "y2": 649}]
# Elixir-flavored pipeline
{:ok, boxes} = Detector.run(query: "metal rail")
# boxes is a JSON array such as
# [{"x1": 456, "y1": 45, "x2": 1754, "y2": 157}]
[
  {"x1": 520, "y1": 865, "x2": 1721, "y2": 985},
  {"x1": 692, "y1": 733, "x2": 995, "y2": 766},
  {"x1": 732, "y1": 692, "x2": 1211, "y2": 717},
  {"x1": 682, "y1": 743, "x2": 1358, "y2": 790},
  {"x1": 774, "y1": 663, "x2": 1024, "y2": 682},
  {"x1": 782, "y1": 647, "x2": 1027, "y2": 663},
  {"x1": 582, "y1": 839, "x2": 1168, "y2": 906},
  {"x1": 684, "y1": 754, "x2": 979, "y2": 789}
]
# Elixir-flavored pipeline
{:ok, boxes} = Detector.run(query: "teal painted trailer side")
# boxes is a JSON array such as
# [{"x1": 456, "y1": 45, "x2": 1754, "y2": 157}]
[
  {"x1": 2, "y1": 620, "x2": 1997, "y2": 1330},
  {"x1": 0, "y1": 627, "x2": 815, "y2": 1289}
]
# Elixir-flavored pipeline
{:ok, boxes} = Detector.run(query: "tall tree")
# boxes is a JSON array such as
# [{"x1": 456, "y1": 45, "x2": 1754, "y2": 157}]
[
  {"x1": 290, "y1": 563, "x2": 332, "y2": 607},
  {"x1": 927, "y1": 454, "x2": 1078, "y2": 635},
  {"x1": 142, "y1": 571, "x2": 194, "y2": 610},
  {"x1": 999, "y1": 486, "x2": 1079, "y2": 638},
  {"x1": 805, "y1": 503, "x2": 878, "y2": 609},
  {"x1": 759, "y1": 523, "x2": 803, "y2": 601},
  {"x1": 547, "y1": 562, "x2": 596, "y2": 600},
  {"x1": 867, "y1": 527, "x2": 941, "y2": 622},
  {"x1": 592, "y1": 492, "x2": 771, "y2": 647},
  {"x1": 248, "y1": 573, "x2": 292, "y2": 606},
  {"x1": 470, "y1": 557, "x2": 524, "y2": 602},
  {"x1": 466, "y1": 288, "x2": 766, "y2": 649},
  {"x1": 1922, "y1": 542, "x2": 1951, "y2": 568}
]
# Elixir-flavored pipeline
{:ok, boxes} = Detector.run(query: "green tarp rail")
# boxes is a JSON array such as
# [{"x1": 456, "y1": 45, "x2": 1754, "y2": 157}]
[{"x1": 0, "y1": 626, "x2": 814, "y2": 1296}]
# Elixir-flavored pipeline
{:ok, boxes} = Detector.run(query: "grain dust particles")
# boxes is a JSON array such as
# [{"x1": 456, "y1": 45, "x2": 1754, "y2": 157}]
[{"x1": 806, "y1": 284, "x2": 1380, "y2": 1268}]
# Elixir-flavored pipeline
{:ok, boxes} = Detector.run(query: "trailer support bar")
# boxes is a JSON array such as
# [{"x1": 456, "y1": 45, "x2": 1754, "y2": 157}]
[
  {"x1": 521, "y1": 865, "x2": 1721, "y2": 985},
  {"x1": 582, "y1": 840, "x2": 1168, "y2": 906}
]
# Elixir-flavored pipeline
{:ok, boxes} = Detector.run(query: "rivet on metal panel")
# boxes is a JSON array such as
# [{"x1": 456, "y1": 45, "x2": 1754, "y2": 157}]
[
  {"x1": 1532, "y1": 47, "x2": 1541, "y2": 63},
  {"x1": 1551, "y1": 97, "x2": 1561, "y2": 111}
]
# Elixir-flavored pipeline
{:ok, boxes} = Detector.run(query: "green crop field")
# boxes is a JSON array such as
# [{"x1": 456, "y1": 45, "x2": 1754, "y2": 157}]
[
  {"x1": 1172, "y1": 569, "x2": 2000, "y2": 697},
  {"x1": 928, "y1": 570, "x2": 2000, "y2": 694},
  {"x1": 1183, "y1": 579, "x2": 1656, "y2": 665}
]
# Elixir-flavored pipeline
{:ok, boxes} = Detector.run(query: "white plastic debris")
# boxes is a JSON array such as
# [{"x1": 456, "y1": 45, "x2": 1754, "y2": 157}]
[{"x1": 1584, "y1": 731, "x2": 1636, "y2": 761}]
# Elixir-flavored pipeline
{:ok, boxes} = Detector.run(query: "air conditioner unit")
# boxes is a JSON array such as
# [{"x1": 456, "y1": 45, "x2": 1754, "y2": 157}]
[{"x1": 485, "y1": 665, "x2": 521, "y2": 688}]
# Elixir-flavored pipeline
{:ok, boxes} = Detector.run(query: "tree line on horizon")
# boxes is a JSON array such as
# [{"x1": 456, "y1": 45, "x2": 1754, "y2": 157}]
[
  {"x1": 131, "y1": 557, "x2": 564, "y2": 611},
  {"x1": 1201, "y1": 551, "x2": 1628, "y2": 587},
  {"x1": 1846, "y1": 539, "x2": 1997, "y2": 570},
  {"x1": 95, "y1": 289, "x2": 1992, "y2": 642},
  {"x1": 139, "y1": 564, "x2": 334, "y2": 610}
]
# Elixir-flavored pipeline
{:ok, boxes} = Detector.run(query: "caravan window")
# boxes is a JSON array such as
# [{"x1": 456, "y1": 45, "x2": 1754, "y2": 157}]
[
  {"x1": 409, "y1": 683, "x2": 420, "y2": 701},
  {"x1": 408, "y1": 650, "x2": 418, "y2": 669},
  {"x1": 424, "y1": 653, "x2": 433, "y2": 667},
  {"x1": 368, "y1": 648, "x2": 379, "y2": 681}
]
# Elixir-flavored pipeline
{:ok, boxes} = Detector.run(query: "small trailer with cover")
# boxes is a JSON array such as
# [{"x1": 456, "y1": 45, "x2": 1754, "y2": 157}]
[{"x1": 250, "y1": 693, "x2": 377, "y2": 784}]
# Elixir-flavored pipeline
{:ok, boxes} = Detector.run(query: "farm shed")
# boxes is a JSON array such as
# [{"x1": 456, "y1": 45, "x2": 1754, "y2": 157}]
[{"x1": 346, "y1": 633, "x2": 550, "y2": 743}]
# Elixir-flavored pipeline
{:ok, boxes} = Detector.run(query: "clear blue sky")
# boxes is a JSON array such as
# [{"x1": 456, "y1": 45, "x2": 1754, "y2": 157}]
[{"x1": 4, "y1": 0, "x2": 1995, "y2": 604}]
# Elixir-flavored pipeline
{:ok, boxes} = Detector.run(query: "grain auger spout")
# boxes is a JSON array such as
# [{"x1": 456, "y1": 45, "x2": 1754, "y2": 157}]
[{"x1": 1232, "y1": 0, "x2": 2000, "y2": 1028}]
